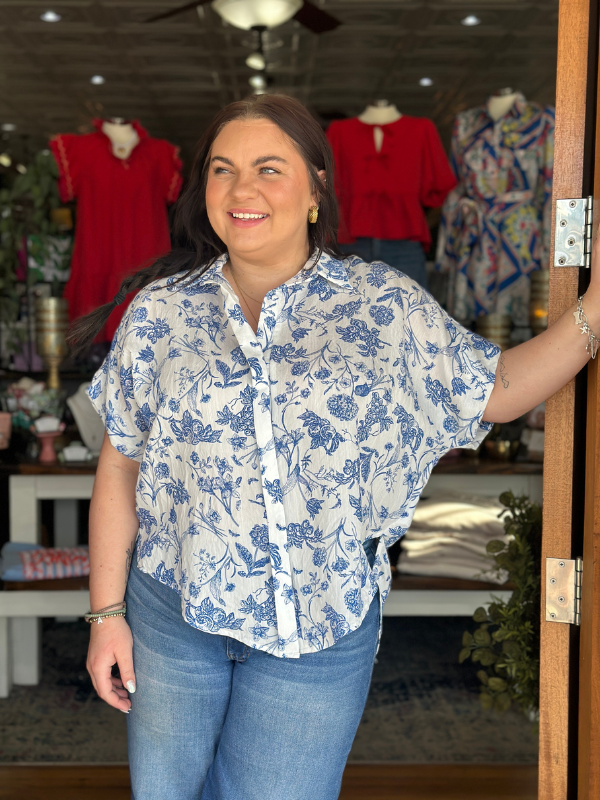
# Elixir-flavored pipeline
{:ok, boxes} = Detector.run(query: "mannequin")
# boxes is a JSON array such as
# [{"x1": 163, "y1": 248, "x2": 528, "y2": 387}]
[
  {"x1": 327, "y1": 102, "x2": 456, "y2": 291},
  {"x1": 487, "y1": 88, "x2": 521, "y2": 122},
  {"x1": 358, "y1": 100, "x2": 402, "y2": 153},
  {"x1": 101, "y1": 118, "x2": 140, "y2": 160}
]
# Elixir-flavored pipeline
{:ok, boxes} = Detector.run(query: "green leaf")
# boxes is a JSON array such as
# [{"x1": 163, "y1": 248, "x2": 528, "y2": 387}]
[
  {"x1": 473, "y1": 606, "x2": 488, "y2": 623},
  {"x1": 488, "y1": 677, "x2": 508, "y2": 692},
  {"x1": 480, "y1": 691, "x2": 494, "y2": 710},
  {"x1": 473, "y1": 628, "x2": 491, "y2": 646},
  {"x1": 479, "y1": 648, "x2": 498, "y2": 666},
  {"x1": 476, "y1": 670, "x2": 489, "y2": 686},
  {"x1": 462, "y1": 631, "x2": 474, "y2": 647},
  {"x1": 458, "y1": 647, "x2": 471, "y2": 664},
  {"x1": 486, "y1": 540, "x2": 506, "y2": 555},
  {"x1": 494, "y1": 692, "x2": 512, "y2": 713}
]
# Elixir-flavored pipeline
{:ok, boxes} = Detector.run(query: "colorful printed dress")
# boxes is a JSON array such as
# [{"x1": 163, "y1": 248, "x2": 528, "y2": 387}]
[
  {"x1": 88, "y1": 251, "x2": 500, "y2": 658},
  {"x1": 435, "y1": 94, "x2": 554, "y2": 326},
  {"x1": 50, "y1": 119, "x2": 183, "y2": 341}
]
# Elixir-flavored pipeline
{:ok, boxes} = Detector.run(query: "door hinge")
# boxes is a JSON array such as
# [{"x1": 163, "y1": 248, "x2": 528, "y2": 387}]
[
  {"x1": 546, "y1": 557, "x2": 583, "y2": 625},
  {"x1": 554, "y1": 196, "x2": 593, "y2": 268}
]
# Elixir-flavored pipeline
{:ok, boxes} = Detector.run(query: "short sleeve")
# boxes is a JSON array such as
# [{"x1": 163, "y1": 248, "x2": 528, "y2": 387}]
[
  {"x1": 160, "y1": 141, "x2": 183, "y2": 204},
  {"x1": 420, "y1": 119, "x2": 457, "y2": 208},
  {"x1": 49, "y1": 134, "x2": 82, "y2": 202},
  {"x1": 393, "y1": 284, "x2": 500, "y2": 453},
  {"x1": 87, "y1": 298, "x2": 155, "y2": 462}
]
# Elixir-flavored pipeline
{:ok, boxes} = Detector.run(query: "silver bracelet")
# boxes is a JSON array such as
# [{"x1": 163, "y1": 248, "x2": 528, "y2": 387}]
[
  {"x1": 574, "y1": 295, "x2": 599, "y2": 359},
  {"x1": 84, "y1": 604, "x2": 127, "y2": 625}
]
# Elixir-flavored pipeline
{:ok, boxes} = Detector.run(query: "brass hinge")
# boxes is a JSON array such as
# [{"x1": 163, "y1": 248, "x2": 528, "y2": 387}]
[
  {"x1": 554, "y1": 197, "x2": 593, "y2": 268},
  {"x1": 546, "y1": 557, "x2": 583, "y2": 625}
]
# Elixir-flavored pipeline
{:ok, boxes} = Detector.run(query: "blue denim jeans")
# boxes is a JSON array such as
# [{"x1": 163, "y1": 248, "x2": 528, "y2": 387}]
[
  {"x1": 124, "y1": 537, "x2": 380, "y2": 800},
  {"x1": 338, "y1": 237, "x2": 429, "y2": 290}
]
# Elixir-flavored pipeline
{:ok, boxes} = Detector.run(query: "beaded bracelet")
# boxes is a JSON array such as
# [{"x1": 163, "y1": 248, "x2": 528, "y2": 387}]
[
  {"x1": 574, "y1": 295, "x2": 599, "y2": 359},
  {"x1": 84, "y1": 604, "x2": 127, "y2": 625}
]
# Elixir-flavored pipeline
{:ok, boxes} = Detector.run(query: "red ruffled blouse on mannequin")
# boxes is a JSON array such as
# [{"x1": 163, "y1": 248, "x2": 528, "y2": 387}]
[
  {"x1": 326, "y1": 116, "x2": 456, "y2": 248},
  {"x1": 50, "y1": 119, "x2": 183, "y2": 342}
]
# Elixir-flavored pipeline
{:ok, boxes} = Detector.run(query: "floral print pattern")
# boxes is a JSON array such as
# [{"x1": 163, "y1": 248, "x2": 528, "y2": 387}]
[{"x1": 88, "y1": 252, "x2": 499, "y2": 658}]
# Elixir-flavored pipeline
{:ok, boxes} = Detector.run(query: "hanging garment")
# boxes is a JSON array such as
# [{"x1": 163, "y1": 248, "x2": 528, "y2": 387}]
[
  {"x1": 326, "y1": 116, "x2": 456, "y2": 248},
  {"x1": 435, "y1": 94, "x2": 555, "y2": 325},
  {"x1": 50, "y1": 119, "x2": 183, "y2": 341}
]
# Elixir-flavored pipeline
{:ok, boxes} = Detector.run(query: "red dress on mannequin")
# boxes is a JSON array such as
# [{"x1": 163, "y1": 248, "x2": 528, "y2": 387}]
[{"x1": 50, "y1": 119, "x2": 183, "y2": 342}]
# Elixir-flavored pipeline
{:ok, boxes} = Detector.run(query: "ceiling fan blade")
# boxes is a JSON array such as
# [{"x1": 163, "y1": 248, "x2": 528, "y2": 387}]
[
  {"x1": 293, "y1": 1, "x2": 341, "y2": 34},
  {"x1": 146, "y1": 1, "x2": 209, "y2": 23}
]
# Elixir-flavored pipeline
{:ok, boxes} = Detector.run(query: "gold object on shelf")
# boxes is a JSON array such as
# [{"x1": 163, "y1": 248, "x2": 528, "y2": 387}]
[
  {"x1": 35, "y1": 297, "x2": 69, "y2": 390},
  {"x1": 529, "y1": 269, "x2": 549, "y2": 336},
  {"x1": 475, "y1": 313, "x2": 512, "y2": 351}
]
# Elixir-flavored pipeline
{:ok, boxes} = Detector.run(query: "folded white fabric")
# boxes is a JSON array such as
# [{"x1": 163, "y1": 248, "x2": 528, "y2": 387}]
[{"x1": 397, "y1": 491, "x2": 509, "y2": 583}]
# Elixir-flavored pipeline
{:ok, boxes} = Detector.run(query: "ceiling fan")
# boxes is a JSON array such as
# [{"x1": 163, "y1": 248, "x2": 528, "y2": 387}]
[{"x1": 146, "y1": 0, "x2": 341, "y2": 34}]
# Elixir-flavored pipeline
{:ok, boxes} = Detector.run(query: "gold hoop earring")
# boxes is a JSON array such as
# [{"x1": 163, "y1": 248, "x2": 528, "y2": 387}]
[{"x1": 308, "y1": 205, "x2": 319, "y2": 224}]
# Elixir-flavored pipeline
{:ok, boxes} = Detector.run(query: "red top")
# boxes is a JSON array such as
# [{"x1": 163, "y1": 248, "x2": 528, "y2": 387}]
[
  {"x1": 326, "y1": 116, "x2": 456, "y2": 248},
  {"x1": 50, "y1": 119, "x2": 183, "y2": 341}
]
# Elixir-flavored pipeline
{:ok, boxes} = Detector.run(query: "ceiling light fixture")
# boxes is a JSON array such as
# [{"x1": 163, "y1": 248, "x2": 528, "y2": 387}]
[
  {"x1": 90, "y1": 75, "x2": 105, "y2": 85},
  {"x1": 1, "y1": 123, "x2": 16, "y2": 132},
  {"x1": 419, "y1": 77, "x2": 433, "y2": 86},
  {"x1": 461, "y1": 15, "x2": 481, "y2": 26},
  {"x1": 213, "y1": 0, "x2": 303, "y2": 30},
  {"x1": 246, "y1": 51, "x2": 266, "y2": 70},
  {"x1": 16, "y1": 164, "x2": 27, "y2": 174},
  {"x1": 41, "y1": 10, "x2": 61, "y2": 22},
  {"x1": 249, "y1": 74, "x2": 267, "y2": 90}
]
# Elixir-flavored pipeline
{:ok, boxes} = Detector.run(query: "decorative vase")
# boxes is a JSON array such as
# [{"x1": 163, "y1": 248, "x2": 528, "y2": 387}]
[
  {"x1": 35, "y1": 297, "x2": 69, "y2": 390},
  {"x1": 0, "y1": 412, "x2": 12, "y2": 450},
  {"x1": 529, "y1": 269, "x2": 550, "y2": 336},
  {"x1": 30, "y1": 422, "x2": 66, "y2": 464}
]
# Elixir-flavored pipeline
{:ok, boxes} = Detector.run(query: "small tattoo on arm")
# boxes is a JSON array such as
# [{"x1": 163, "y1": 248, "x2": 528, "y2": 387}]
[
  {"x1": 125, "y1": 545, "x2": 133, "y2": 588},
  {"x1": 498, "y1": 354, "x2": 510, "y2": 389}
]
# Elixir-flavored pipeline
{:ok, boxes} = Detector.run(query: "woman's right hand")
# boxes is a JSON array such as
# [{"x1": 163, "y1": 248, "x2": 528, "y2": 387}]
[{"x1": 87, "y1": 616, "x2": 136, "y2": 713}]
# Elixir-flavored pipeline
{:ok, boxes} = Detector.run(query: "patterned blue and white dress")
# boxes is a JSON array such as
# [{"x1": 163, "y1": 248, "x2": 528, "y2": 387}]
[{"x1": 88, "y1": 252, "x2": 500, "y2": 658}]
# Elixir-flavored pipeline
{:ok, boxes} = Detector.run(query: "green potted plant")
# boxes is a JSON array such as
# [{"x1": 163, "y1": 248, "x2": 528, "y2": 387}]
[{"x1": 459, "y1": 491, "x2": 542, "y2": 721}]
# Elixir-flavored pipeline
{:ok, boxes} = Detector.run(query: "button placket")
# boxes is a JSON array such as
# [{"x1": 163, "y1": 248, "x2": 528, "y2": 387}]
[{"x1": 221, "y1": 280, "x2": 299, "y2": 657}]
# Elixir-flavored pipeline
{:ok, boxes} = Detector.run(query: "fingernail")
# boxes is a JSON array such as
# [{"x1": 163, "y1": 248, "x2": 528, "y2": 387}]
[
  {"x1": 121, "y1": 708, "x2": 130, "y2": 714},
  {"x1": 126, "y1": 681, "x2": 136, "y2": 694}
]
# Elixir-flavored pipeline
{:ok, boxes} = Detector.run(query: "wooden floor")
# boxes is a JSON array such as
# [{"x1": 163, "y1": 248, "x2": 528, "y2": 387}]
[{"x1": 0, "y1": 764, "x2": 538, "y2": 800}]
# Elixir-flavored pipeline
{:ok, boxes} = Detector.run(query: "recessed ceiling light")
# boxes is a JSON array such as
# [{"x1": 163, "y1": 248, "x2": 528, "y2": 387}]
[
  {"x1": 419, "y1": 77, "x2": 433, "y2": 87},
  {"x1": 249, "y1": 74, "x2": 267, "y2": 90},
  {"x1": 90, "y1": 75, "x2": 105, "y2": 85},
  {"x1": 0, "y1": 154, "x2": 12, "y2": 168},
  {"x1": 41, "y1": 10, "x2": 61, "y2": 22},
  {"x1": 1, "y1": 123, "x2": 16, "y2": 132},
  {"x1": 461, "y1": 15, "x2": 481, "y2": 26},
  {"x1": 246, "y1": 52, "x2": 266, "y2": 71}
]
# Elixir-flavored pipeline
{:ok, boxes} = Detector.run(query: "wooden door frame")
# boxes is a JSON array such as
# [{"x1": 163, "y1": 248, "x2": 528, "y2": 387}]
[{"x1": 539, "y1": 1, "x2": 599, "y2": 798}]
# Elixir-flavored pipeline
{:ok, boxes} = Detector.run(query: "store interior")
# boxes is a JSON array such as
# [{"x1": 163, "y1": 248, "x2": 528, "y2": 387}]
[{"x1": 0, "y1": 0, "x2": 556, "y2": 783}]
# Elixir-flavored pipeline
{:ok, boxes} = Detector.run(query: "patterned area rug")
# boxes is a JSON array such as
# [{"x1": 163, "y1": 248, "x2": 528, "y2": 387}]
[{"x1": 0, "y1": 616, "x2": 538, "y2": 763}]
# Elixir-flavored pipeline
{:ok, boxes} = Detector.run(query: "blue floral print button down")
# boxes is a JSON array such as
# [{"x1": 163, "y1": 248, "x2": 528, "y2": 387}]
[{"x1": 88, "y1": 252, "x2": 500, "y2": 658}]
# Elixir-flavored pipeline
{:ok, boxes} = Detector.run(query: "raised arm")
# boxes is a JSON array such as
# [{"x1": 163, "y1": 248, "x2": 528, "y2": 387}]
[
  {"x1": 86, "y1": 431, "x2": 140, "y2": 712},
  {"x1": 482, "y1": 240, "x2": 600, "y2": 424}
]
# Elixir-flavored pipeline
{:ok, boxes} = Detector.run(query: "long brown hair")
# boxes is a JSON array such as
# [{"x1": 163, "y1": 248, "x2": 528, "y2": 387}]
[{"x1": 67, "y1": 94, "x2": 341, "y2": 357}]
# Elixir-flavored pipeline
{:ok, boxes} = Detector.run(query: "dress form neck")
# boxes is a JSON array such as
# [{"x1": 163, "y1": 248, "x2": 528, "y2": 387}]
[
  {"x1": 101, "y1": 120, "x2": 140, "y2": 160},
  {"x1": 487, "y1": 91, "x2": 522, "y2": 122},
  {"x1": 357, "y1": 103, "x2": 402, "y2": 153}
]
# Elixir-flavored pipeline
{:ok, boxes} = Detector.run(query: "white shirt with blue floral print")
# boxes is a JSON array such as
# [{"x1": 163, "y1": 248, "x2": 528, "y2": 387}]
[{"x1": 88, "y1": 252, "x2": 500, "y2": 658}]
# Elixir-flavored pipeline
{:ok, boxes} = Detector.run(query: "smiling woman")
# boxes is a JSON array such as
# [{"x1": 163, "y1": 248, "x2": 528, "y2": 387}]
[{"x1": 63, "y1": 93, "x2": 600, "y2": 800}]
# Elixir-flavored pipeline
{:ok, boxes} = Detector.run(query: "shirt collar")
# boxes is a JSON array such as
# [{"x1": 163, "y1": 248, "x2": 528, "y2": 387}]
[{"x1": 201, "y1": 250, "x2": 355, "y2": 293}]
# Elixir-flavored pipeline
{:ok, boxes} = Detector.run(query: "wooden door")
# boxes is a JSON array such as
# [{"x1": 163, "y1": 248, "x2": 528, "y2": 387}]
[{"x1": 539, "y1": 1, "x2": 600, "y2": 798}]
